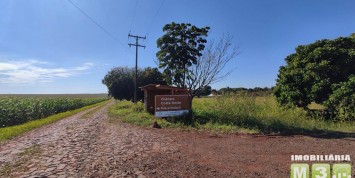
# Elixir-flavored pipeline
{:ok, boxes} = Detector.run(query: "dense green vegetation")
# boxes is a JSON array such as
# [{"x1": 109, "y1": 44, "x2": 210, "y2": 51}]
[
  {"x1": 274, "y1": 33, "x2": 355, "y2": 120},
  {"x1": 325, "y1": 75, "x2": 355, "y2": 121},
  {"x1": 192, "y1": 94, "x2": 354, "y2": 133},
  {"x1": 109, "y1": 95, "x2": 355, "y2": 134},
  {"x1": 102, "y1": 67, "x2": 166, "y2": 100},
  {"x1": 0, "y1": 95, "x2": 109, "y2": 127}
]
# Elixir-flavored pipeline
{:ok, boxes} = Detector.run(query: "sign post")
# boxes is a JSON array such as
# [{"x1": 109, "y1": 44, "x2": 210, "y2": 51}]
[{"x1": 155, "y1": 95, "x2": 190, "y2": 117}]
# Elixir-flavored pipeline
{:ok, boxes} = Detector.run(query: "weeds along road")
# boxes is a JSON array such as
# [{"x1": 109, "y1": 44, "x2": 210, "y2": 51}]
[{"x1": 1, "y1": 100, "x2": 355, "y2": 177}]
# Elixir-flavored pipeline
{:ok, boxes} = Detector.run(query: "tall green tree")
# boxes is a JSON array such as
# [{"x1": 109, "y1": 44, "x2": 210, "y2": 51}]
[
  {"x1": 156, "y1": 22, "x2": 210, "y2": 87},
  {"x1": 274, "y1": 33, "x2": 355, "y2": 118},
  {"x1": 102, "y1": 67, "x2": 166, "y2": 100},
  {"x1": 157, "y1": 25, "x2": 239, "y2": 100}
]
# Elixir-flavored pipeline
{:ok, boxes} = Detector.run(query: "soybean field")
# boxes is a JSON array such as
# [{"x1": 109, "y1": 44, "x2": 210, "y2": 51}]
[{"x1": 0, "y1": 94, "x2": 109, "y2": 127}]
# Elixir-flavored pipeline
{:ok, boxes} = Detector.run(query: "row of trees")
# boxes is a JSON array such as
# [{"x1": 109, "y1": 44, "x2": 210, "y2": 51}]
[{"x1": 215, "y1": 87, "x2": 273, "y2": 96}]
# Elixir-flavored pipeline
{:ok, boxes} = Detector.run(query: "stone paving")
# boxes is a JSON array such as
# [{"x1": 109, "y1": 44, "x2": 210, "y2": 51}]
[{"x1": 0, "y1": 101, "x2": 178, "y2": 178}]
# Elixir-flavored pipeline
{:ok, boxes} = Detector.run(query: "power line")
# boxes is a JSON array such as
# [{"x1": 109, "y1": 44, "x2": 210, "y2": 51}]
[
  {"x1": 67, "y1": 0, "x2": 132, "y2": 53},
  {"x1": 146, "y1": 0, "x2": 165, "y2": 36},
  {"x1": 129, "y1": 0, "x2": 140, "y2": 32}
]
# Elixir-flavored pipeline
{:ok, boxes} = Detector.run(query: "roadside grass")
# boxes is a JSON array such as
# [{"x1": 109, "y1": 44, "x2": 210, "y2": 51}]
[
  {"x1": 109, "y1": 95, "x2": 355, "y2": 134},
  {"x1": 193, "y1": 95, "x2": 355, "y2": 134},
  {"x1": 0, "y1": 100, "x2": 109, "y2": 141},
  {"x1": 108, "y1": 101, "x2": 187, "y2": 129},
  {"x1": 109, "y1": 101, "x2": 161, "y2": 126},
  {"x1": 108, "y1": 100, "x2": 252, "y2": 133}
]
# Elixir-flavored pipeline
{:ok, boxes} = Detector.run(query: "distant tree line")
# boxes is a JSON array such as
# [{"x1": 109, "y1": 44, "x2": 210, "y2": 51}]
[
  {"x1": 101, "y1": 66, "x2": 274, "y2": 99},
  {"x1": 101, "y1": 65, "x2": 273, "y2": 100},
  {"x1": 213, "y1": 87, "x2": 274, "y2": 96}
]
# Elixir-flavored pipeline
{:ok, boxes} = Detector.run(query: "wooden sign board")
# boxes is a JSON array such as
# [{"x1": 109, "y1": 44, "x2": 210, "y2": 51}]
[{"x1": 155, "y1": 95, "x2": 189, "y2": 117}]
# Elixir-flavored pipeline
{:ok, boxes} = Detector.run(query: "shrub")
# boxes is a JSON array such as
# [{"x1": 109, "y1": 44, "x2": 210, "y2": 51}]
[
  {"x1": 325, "y1": 75, "x2": 355, "y2": 121},
  {"x1": 274, "y1": 34, "x2": 355, "y2": 109}
]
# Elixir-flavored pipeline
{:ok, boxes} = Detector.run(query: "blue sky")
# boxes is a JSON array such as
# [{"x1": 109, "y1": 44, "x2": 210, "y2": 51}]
[{"x1": 0, "y1": 0, "x2": 354, "y2": 94}]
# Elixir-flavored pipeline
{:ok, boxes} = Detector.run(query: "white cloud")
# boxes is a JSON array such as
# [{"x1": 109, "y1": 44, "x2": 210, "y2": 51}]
[{"x1": 0, "y1": 60, "x2": 94, "y2": 84}]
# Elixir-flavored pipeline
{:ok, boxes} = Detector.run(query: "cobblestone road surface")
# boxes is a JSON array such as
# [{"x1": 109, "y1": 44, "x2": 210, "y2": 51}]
[{"x1": 0, "y1": 101, "x2": 177, "y2": 178}]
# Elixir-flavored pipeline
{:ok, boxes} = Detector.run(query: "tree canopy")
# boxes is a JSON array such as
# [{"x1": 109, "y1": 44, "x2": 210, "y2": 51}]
[
  {"x1": 156, "y1": 22, "x2": 210, "y2": 87},
  {"x1": 102, "y1": 67, "x2": 166, "y2": 100},
  {"x1": 274, "y1": 34, "x2": 355, "y2": 120},
  {"x1": 157, "y1": 24, "x2": 239, "y2": 100}
]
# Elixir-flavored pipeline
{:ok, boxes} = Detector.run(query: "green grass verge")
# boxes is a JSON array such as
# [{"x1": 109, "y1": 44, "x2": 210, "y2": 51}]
[
  {"x1": 0, "y1": 100, "x2": 109, "y2": 141},
  {"x1": 108, "y1": 100, "x2": 257, "y2": 133},
  {"x1": 109, "y1": 95, "x2": 355, "y2": 135},
  {"x1": 108, "y1": 100, "x2": 186, "y2": 129},
  {"x1": 192, "y1": 95, "x2": 355, "y2": 134}
]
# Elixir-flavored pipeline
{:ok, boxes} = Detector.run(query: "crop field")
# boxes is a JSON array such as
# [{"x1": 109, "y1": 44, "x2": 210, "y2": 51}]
[
  {"x1": 0, "y1": 93, "x2": 108, "y2": 98},
  {"x1": 0, "y1": 94, "x2": 109, "y2": 127}
]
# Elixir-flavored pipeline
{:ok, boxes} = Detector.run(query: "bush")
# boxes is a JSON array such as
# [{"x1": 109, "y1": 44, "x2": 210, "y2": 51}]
[
  {"x1": 274, "y1": 34, "x2": 355, "y2": 109},
  {"x1": 325, "y1": 75, "x2": 355, "y2": 121}
]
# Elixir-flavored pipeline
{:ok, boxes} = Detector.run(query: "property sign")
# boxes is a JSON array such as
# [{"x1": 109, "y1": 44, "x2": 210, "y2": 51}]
[
  {"x1": 290, "y1": 154, "x2": 352, "y2": 178},
  {"x1": 155, "y1": 95, "x2": 189, "y2": 117}
]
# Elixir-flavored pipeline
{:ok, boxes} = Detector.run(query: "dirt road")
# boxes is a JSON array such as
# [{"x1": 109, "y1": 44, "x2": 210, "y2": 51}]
[{"x1": 1, "y1": 100, "x2": 354, "y2": 178}]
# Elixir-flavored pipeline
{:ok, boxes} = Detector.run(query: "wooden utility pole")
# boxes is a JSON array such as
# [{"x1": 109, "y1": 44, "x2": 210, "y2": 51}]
[{"x1": 128, "y1": 34, "x2": 146, "y2": 104}]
